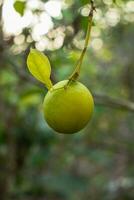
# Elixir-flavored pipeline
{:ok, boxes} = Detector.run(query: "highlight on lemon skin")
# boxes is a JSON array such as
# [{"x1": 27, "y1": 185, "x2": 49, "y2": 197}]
[{"x1": 43, "y1": 80, "x2": 94, "y2": 134}]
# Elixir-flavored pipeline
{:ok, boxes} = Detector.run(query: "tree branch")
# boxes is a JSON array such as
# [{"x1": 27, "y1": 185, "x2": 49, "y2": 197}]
[
  {"x1": 7, "y1": 58, "x2": 134, "y2": 112},
  {"x1": 94, "y1": 93, "x2": 134, "y2": 112}
]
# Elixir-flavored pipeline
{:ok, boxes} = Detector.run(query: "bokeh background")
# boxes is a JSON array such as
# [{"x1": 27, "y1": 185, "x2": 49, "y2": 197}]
[{"x1": 0, "y1": 0, "x2": 134, "y2": 199}]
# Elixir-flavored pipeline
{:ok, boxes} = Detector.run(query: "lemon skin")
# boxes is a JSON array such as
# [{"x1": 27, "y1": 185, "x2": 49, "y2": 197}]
[{"x1": 43, "y1": 80, "x2": 94, "y2": 134}]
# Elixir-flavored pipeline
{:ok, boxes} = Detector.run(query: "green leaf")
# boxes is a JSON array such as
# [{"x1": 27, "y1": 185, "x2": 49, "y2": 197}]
[
  {"x1": 13, "y1": 1, "x2": 26, "y2": 16},
  {"x1": 27, "y1": 49, "x2": 53, "y2": 90}
]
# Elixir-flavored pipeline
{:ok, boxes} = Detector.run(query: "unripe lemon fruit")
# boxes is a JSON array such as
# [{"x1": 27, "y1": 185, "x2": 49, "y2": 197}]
[
  {"x1": 43, "y1": 80, "x2": 94, "y2": 134},
  {"x1": 27, "y1": 49, "x2": 95, "y2": 134}
]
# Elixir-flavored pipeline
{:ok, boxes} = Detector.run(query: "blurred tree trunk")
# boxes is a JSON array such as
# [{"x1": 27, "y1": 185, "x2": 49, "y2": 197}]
[
  {"x1": 0, "y1": 3, "x2": 8, "y2": 200},
  {"x1": 0, "y1": 3, "x2": 16, "y2": 199},
  {"x1": 0, "y1": 104, "x2": 17, "y2": 200}
]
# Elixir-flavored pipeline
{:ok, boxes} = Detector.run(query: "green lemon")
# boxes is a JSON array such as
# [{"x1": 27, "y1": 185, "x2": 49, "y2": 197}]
[{"x1": 43, "y1": 80, "x2": 94, "y2": 134}]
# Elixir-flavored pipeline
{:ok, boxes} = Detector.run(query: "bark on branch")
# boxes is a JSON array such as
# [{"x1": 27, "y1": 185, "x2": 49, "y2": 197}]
[{"x1": 94, "y1": 93, "x2": 134, "y2": 112}]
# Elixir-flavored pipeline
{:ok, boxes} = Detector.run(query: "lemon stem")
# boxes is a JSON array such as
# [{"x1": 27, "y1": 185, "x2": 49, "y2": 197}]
[{"x1": 68, "y1": 0, "x2": 96, "y2": 82}]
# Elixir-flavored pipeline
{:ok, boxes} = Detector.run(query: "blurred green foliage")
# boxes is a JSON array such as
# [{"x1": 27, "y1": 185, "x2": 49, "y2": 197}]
[{"x1": 0, "y1": 0, "x2": 134, "y2": 200}]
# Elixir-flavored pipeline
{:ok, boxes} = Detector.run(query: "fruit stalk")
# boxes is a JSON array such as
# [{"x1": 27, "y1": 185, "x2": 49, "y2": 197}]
[{"x1": 69, "y1": 0, "x2": 96, "y2": 82}]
